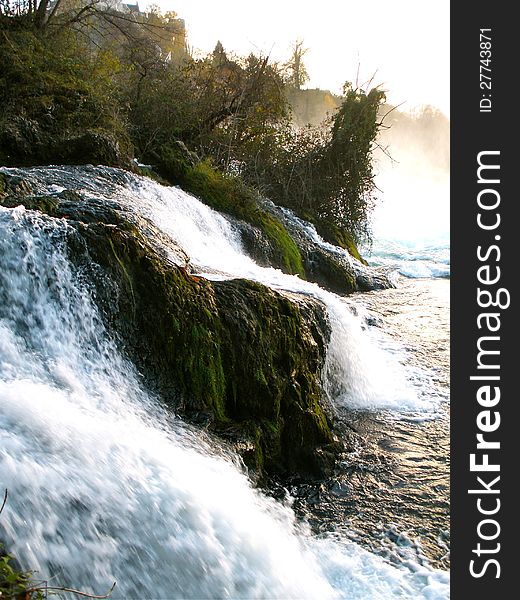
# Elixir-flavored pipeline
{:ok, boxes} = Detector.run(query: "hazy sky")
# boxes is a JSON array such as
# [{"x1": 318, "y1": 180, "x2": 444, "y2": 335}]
[{"x1": 149, "y1": 0, "x2": 450, "y2": 117}]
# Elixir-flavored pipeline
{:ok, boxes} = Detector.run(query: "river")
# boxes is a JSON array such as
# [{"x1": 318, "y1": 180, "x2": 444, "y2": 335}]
[{"x1": 0, "y1": 166, "x2": 449, "y2": 599}]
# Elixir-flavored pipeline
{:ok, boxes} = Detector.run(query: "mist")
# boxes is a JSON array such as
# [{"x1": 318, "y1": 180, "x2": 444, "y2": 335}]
[
  {"x1": 378, "y1": 105, "x2": 449, "y2": 174},
  {"x1": 371, "y1": 105, "x2": 450, "y2": 246}
]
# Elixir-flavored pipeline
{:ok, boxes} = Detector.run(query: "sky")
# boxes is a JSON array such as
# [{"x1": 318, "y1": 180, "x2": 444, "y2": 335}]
[{"x1": 147, "y1": 0, "x2": 450, "y2": 117}]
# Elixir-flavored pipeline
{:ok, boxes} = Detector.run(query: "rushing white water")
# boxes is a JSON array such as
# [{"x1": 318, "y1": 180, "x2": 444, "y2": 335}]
[
  {"x1": 364, "y1": 237, "x2": 450, "y2": 280},
  {"x1": 123, "y1": 176, "x2": 437, "y2": 413},
  {"x1": 2, "y1": 166, "x2": 439, "y2": 416},
  {"x1": 0, "y1": 168, "x2": 449, "y2": 599}
]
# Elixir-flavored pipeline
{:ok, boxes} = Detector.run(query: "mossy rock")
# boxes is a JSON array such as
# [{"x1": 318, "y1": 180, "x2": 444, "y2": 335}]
[
  {"x1": 6, "y1": 186, "x2": 338, "y2": 480},
  {"x1": 125, "y1": 144, "x2": 374, "y2": 293},
  {"x1": 74, "y1": 221, "x2": 335, "y2": 479},
  {"x1": 0, "y1": 116, "x2": 43, "y2": 167},
  {"x1": 54, "y1": 130, "x2": 133, "y2": 169},
  {"x1": 312, "y1": 219, "x2": 368, "y2": 265},
  {"x1": 154, "y1": 144, "x2": 305, "y2": 277},
  {"x1": 212, "y1": 279, "x2": 334, "y2": 476},
  {"x1": 0, "y1": 114, "x2": 133, "y2": 169},
  {"x1": 1, "y1": 193, "x2": 60, "y2": 216},
  {"x1": 183, "y1": 162, "x2": 305, "y2": 277},
  {"x1": 302, "y1": 249, "x2": 357, "y2": 294},
  {"x1": 0, "y1": 172, "x2": 33, "y2": 200},
  {"x1": 152, "y1": 145, "x2": 367, "y2": 292}
]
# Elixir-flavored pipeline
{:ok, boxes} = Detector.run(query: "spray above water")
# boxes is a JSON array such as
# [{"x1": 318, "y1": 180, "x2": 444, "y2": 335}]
[{"x1": 369, "y1": 107, "x2": 450, "y2": 280}]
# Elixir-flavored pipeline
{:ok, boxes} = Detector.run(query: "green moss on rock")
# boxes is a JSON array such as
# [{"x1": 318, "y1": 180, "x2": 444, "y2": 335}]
[
  {"x1": 156, "y1": 146, "x2": 305, "y2": 277},
  {"x1": 212, "y1": 279, "x2": 333, "y2": 476},
  {"x1": 58, "y1": 210, "x2": 333, "y2": 478},
  {"x1": 2, "y1": 179, "x2": 339, "y2": 480},
  {"x1": 303, "y1": 249, "x2": 358, "y2": 295},
  {"x1": 0, "y1": 173, "x2": 33, "y2": 200},
  {"x1": 303, "y1": 213, "x2": 368, "y2": 265},
  {"x1": 80, "y1": 223, "x2": 228, "y2": 420},
  {"x1": 90, "y1": 224, "x2": 333, "y2": 477}
]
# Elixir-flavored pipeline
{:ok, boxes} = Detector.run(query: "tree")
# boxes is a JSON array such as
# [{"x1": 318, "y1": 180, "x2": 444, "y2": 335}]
[
  {"x1": 316, "y1": 84, "x2": 386, "y2": 238},
  {"x1": 126, "y1": 47, "x2": 288, "y2": 167},
  {"x1": 212, "y1": 40, "x2": 227, "y2": 65},
  {"x1": 284, "y1": 40, "x2": 309, "y2": 90},
  {"x1": 232, "y1": 82, "x2": 386, "y2": 242},
  {"x1": 0, "y1": 0, "x2": 103, "y2": 31},
  {"x1": 1, "y1": 1, "x2": 384, "y2": 243},
  {"x1": 0, "y1": 0, "x2": 133, "y2": 167}
]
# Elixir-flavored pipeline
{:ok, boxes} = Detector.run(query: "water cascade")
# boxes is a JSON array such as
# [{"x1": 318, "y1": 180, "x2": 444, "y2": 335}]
[{"x1": 0, "y1": 167, "x2": 449, "y2": 599}]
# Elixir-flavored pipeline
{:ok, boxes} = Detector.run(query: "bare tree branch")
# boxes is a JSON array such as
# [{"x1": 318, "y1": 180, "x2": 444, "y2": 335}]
[
  {"x1": 377, "y1": 101, "x2": 406, "y2": 127},
  {"x1": 0, "y1": 489, "x2": 7, "y2": 515},
  {"x1": 26, "y1": 581, "x2": 117, "y2": 599}
]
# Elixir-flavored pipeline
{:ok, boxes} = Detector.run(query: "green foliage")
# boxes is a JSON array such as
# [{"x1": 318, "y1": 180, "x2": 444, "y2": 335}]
[
  {"x1": 0, "y1": 5, "x2": 382, "y2": 250},
  {"x1": 233, "y1": 84, "x2": 385, "y2": 243},
  {"x1": 126, "y1": 48, "x2": 288, "y2": 166},
  {"x1": 1, "y1": 31, "x2": 115, "y2": 125},
  {"x1": 0, "y1": 546, "x2": 43, "y2": 600},
  {"x1": 0, "y1": 25, "x2": 131, "y2": 166},
  {"x1": 321, "y1": 85, "x2": 385, "y2": 238}
]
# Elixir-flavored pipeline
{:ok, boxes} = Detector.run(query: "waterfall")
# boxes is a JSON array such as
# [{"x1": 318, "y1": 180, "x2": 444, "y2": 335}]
[
  {"x1": 0, "y1": 167, "x2": 449, "y2": 599},
  {"x1": 121, "y1": 174, "x2": 433, "y2": 413}
]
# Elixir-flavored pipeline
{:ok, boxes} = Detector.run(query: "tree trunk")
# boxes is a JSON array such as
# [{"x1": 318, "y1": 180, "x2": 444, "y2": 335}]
[{"x1": 34, "y1": 0, "x2": 50, "y2": 27}]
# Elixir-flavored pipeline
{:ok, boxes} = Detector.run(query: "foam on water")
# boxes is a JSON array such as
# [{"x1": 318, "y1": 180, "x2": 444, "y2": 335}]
[
  {"x1": 363, "y1": 238, "x2": 450, "y2": 280},
  {"x1": 368, "y1": 163, "x2": 450, "y2": 280},
  {"x1": 0, "y1": 203, "x2": 449, "y2": 598}
]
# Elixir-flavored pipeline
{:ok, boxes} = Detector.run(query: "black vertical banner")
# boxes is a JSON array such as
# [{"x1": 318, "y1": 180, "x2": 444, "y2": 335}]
[{"x1": 451, "y1": 3, "x2": 515, "y2": 599}]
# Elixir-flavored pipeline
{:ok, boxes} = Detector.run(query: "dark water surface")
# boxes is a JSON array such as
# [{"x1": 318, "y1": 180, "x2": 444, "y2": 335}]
[{"x1": 291, "y1": 278, "x2": 450, "y2": 570}]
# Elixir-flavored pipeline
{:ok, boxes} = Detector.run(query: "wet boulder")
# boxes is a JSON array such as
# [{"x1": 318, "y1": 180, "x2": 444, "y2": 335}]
[{"x1": 1, "y1": 176, "x2": 339, "y2": 481}]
